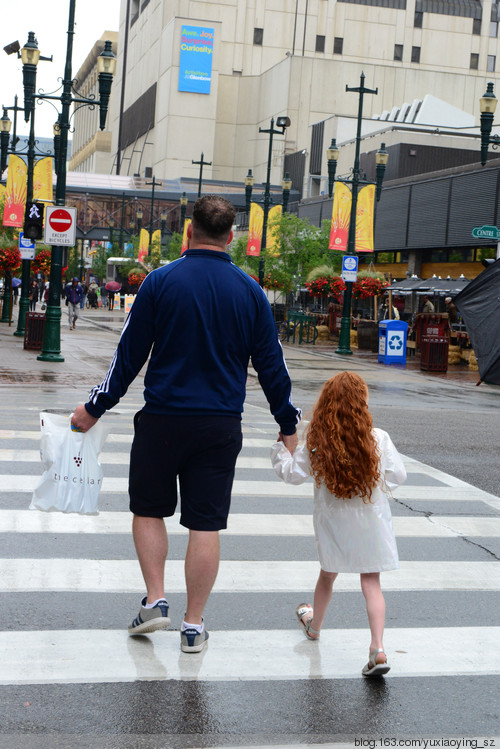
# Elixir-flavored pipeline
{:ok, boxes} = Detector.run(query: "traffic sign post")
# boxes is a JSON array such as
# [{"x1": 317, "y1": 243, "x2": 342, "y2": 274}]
[
  {"x1": 341, "y1": 255, "x2": 359, "y2": 283},
  {"x1": 44, "y1": 206, "x2": 77, "y2": 246},
  {"x1": 18, "y1": 233, "x2": 36, "y2": 260}
]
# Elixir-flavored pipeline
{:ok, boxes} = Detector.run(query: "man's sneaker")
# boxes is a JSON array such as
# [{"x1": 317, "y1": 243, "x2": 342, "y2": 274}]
[
  {"x1": 180, "y1": 627, "x2": 209, "y2": 653},
  {"x1": 128, "y1": 597, "x2": 171, "y2": 635}
]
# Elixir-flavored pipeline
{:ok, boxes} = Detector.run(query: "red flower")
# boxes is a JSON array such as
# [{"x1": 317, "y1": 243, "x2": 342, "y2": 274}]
[{"x1": 0, "y1": 246, "x2": 22, "y2": 275}]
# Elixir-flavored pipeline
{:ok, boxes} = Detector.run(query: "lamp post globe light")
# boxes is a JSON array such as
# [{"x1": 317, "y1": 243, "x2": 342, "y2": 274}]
[
  {"x1": 244, "y1": 169, "x2": 255, "y2": 215},
  {"x1": 330, "y1": 73, "x2": 389, "y2": 356},
  {"x1": 281, "y1": 172, "x2": 292, "y2": 214},
  {"x1": 479, "y1": 82, "x2": 500, "y2": 166},
  {"x1": 0, "y1": 109, "x2": 12, "y2": 175},
  {"x1": 327, "y1": 138, "x2": 339, "y2": 199},
  {"x1": 29, "y1": 0, "x2": 116, "y2": 362},
  {"x1": 258, "y1": 115, "x2": 291, "y2": 287}
]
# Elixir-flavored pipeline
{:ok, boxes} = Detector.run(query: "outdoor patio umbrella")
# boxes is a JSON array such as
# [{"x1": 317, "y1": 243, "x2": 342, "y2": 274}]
[{"x1": 454, "y1": 259, "x2": 500, "y2": 385}]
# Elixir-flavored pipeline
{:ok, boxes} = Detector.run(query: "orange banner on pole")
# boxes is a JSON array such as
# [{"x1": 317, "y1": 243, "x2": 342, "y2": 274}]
[
  {"x1": 246, "y1": 203, "x2": 264, "y2": 256},
  {"x1": 3, "y1": 155, "x2": 27, "y2": 227},
  {"x1": 328, "y1": 182, "x2": 351, "y2": 252},
  {"x1": 33, "y1": 157, "x2": 54, "y2": 209},
  {"x1": 181, "y1": 218, "x2": 191, "y2": 254},
  {"x1": 329, "y1": 182, "x2": 375, "y2": 253},
  {"x1": 267, "y1": 204, "x2": 282, "y2": 256},
  {"x1": 355, "y1": 184, "x2": 375, "y2": 252},
  {"x1": 138, "y1": 228, "x2": 150, "y2": 262}
]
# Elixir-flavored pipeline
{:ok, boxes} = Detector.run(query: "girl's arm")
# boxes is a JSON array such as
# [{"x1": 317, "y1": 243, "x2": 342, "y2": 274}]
[
  {"x1": 377, "y1": 430, "x2": 407, "y2": 491},
  {"x1": 270, "y1": 442, "x2": 311, "y2": 485}
]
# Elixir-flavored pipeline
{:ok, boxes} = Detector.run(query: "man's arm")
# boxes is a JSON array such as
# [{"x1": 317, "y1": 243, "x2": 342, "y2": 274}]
[
  {"x1": 77, "y1": 275, "x2": 157, "y2": 423},
  {"x1": 250, "y1": 294, "x2": 301, "y2": 448}
]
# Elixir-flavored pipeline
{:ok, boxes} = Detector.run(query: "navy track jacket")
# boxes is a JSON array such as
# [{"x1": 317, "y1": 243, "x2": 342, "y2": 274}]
[{"x1": 85, "y1": 249, "x2": 301, "y2": 435}]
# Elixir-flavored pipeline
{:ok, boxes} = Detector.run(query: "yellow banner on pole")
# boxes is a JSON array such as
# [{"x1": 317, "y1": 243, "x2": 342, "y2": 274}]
[
  {"x1": 138, "y1": 228, "x2": 150, "y2": 262},
  {"x1": 33, "y1": 157, "x2": 54, "y2": 209},
  {"x1": 3, "y1": 155, "x2": 27, "y2": 227},
  {"x1": 152, "y1": 229, "x2": 162, "y2": 245},
  {"x1": 267, "y1": 204, "x2": 282, "y2": 256},
  {"x1": 181, "y1": 218, "x2": 191, "y2": 254},
  {"x1": 246, "y1": 203, "x2": 264, "y2": 256},
  {"x1": 328, "y1": 182, "x2": 351, "y2": 251},
  {"x1": 355, "y1": 184, "x2": 375, "y2": 252}
]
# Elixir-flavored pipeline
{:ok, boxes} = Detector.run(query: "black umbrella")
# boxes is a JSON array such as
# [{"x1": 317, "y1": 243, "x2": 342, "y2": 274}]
[{"x1": 454, "y1": 259, "x2": 500, "y2": 385}]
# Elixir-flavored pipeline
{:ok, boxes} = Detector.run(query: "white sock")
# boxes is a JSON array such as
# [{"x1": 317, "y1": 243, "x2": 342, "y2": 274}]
[
  {"x1": 181, "y1": 618, "x2": 204, "y2": 633},
  {"x1": 144, "y1": 598, "x2": 167, "y2": 609}
]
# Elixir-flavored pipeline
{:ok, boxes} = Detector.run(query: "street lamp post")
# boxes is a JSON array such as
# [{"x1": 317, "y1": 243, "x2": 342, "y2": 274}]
[
  {"x1": 331, "y1": 73, "x2": 388, "y2": 356},
  {"x1": 146, "y1": 175, "x2": 161, "y2": 256},
  {"x1": 257, "y1": 116, "x2": 291, "y2": 287},
  {"x1": 281, "y1": 172, "x2": 292, "y2": 214},
  {"x1": 479, "y1": 82, "x2": 500, "y2": 166},
  {"x1": 192, "y1": 153, "x2": 212, "y2": 198},
  {"x1": 244, "y1": 169, "x2": 255, "y2": 215},
  {"x1": 27, "y1": 5, "x2": 116, "y2": 362},
  {"x1": 179, "y1": 192, "x2": 188, "y2": 233},
  {"x1": 136, "y1": 207, "x2": 143, "y2": 235}
]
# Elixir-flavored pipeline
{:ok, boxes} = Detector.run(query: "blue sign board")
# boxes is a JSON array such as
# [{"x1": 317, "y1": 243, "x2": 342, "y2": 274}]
[
  {"x1": 341, "y1": 255, "x2": 358, "y2": 282},
  {"x1": 178, "y1": 25, "x2": 214, "y2": 95},
  {"x1": 18, "y1": 232, "x2": 36, "y2": 260}
]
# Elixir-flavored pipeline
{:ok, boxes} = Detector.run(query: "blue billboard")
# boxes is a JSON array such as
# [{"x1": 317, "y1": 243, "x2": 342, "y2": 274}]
[{"x1": 178, "y1": 25, "x2": 214, "y2": 95}]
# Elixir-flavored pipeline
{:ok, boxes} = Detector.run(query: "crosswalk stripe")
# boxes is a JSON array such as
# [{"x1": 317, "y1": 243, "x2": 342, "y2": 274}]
[
  {"x1": 0, "y1": 449, "x2": 475, "y2": 475},
  {"x1": 2, "y1": 474, "x2": 498, "y2": 504},
  {"x1": 2, "y1": 509, "x2": 500, "y2": 538},
  {"x1": 0, "y1": 626, "x2": 498, "y2": 685},
  {"x1": 0, "y1": 559, "x2": 498, "y2": 592}
]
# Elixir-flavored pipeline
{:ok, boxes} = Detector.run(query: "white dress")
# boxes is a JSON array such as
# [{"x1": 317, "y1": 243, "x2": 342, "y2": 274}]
[{"x1": 270, "y1": 428, "x2": 406, "y2": 573}]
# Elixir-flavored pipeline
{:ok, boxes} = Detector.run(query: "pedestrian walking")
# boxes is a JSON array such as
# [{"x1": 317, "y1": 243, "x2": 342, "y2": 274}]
[
  {"x1": 71, "y1": 195, "x2": 301, "y2": 653},
  {"x1": 65, "y1": 277, "x2": 84, "y2": 329},
  {"x1": 271, "y1": 371, "x2": 406, "y2": 677},
  {"x1": 29, "y1": 280, "x2": 38, "y2": 311},
  {"x1": 80, "y1": 282, "x2": 88, "y2": 310},
  {"x1": 100, "y1": 284, "x2": 108, "y2": 309}
]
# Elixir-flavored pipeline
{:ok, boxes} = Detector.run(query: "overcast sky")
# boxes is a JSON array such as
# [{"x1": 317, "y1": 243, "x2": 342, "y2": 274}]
[{"x1": 1, "y1": 0, "x2": 121, "y2": 139}]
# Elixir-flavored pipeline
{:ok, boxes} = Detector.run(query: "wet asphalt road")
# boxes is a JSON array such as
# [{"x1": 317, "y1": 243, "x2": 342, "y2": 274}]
[{"x1": 0, "y1": 310, "x2": 499, "y2": 748}]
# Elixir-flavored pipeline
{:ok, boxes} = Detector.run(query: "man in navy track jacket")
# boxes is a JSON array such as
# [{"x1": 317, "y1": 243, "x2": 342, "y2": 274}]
[{"x1": 72, "y1": 195, "x2": 301, "y2": 652}]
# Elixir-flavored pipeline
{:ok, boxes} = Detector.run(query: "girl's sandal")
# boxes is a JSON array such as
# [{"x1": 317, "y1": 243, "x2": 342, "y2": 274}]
[
  {"x1": 295, "y1": 603, "x2": 320, "y2": 640},
  {"x1": 362, "y1": 648, "x2": 390, "y2": 677}
]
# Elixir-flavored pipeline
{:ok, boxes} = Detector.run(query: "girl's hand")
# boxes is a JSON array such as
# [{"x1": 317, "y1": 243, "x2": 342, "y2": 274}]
[{"x1": 280, "y1": 431, "x2": 299, "y2": 454}]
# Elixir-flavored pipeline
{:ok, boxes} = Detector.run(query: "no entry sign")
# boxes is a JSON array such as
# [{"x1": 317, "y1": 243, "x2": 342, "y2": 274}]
[{"x1": 44, "y1": 206, "x2": 77, "y2": 246}]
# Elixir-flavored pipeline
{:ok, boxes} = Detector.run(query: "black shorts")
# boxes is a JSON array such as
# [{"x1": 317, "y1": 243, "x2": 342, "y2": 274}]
[{"x1": 129, "y1": 412, "x2": 243, "y2": 531}]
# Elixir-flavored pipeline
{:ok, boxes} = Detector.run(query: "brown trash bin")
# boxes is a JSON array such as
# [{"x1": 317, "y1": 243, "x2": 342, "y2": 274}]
[{"x1": 24, "y1": 312, "x2": 46, "y2": 351}]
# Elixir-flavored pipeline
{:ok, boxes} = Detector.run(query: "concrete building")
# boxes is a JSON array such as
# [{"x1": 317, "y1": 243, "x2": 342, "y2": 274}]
[
  {"x1": 109, "y1": 0, "x2": 500, "y2": 195},
  {"x1": 69, "y1": 32, "x2": 119, "y2": 174}
]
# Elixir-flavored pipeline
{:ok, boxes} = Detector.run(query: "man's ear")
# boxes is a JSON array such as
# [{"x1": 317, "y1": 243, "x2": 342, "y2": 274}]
[
  {"x1": 187, "y1": 222, "x2": 193, "y2": 238},
  {"x1": 226, "y1": 229, "x2": 234, "y2": 245}
]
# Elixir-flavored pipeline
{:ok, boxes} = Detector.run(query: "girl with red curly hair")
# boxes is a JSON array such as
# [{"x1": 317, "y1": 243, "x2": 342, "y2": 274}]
[{"x1": 271, "y1": 371, "x2": 406, "y2": 676}]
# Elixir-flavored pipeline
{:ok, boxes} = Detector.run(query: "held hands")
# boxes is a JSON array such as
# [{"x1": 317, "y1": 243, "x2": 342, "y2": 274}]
[
  {"x1": 279, "y1": 431, "x2": 299, "y2": 455},
  {"x1": 71, "y1": 404, "x2": 99, "y2": 433}
]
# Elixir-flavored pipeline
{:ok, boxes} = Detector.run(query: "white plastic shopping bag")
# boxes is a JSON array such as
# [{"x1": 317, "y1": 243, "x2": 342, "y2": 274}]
[{"x1": 30, "y1": 411, "x2": 109, "y2": 515}]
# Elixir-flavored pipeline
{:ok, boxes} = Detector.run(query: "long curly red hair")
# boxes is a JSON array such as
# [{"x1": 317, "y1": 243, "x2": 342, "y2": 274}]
[{"x1": 306, "y1": 372, "x2": 380, "y2": 501}]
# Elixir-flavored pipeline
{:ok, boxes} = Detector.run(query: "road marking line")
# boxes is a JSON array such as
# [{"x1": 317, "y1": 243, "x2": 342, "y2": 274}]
[
  {"x1": 2, "y1": 510, "x2": 500, "y2": 538},
  {"x1": 0, "y1": 626, "x2": 498, "y2": 684},
  {"x1": 0, "y1": 559, "x2": 498, "y2": 592}
]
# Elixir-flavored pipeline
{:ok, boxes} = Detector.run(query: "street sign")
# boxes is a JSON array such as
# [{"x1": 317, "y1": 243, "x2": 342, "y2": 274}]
[
  {"x1": 18, "y1": 232, "x2": 36, "y2": 260},
  {"x1": 341, "y1": 255, "x2": 358, "y2": 282},
  {"x1": 471, "y1": 224, "x2": 500, "y2": 240},
  {"x1": 44, "y1": 206, "x2": 77, "y2": 246}
]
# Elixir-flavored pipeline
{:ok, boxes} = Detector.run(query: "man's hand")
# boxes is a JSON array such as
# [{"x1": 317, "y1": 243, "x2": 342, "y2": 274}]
[
  {"x1": 280, "y1": 431, "x2": 299, "y2": 455},
  {"x1": 71, "y1": 404, "x2": 99, "y2": 433}
]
